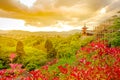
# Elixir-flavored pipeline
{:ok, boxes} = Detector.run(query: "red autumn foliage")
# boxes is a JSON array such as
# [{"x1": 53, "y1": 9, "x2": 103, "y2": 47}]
[{"x1": 0, "y1": 41, "x2": 120, "y2": 80}]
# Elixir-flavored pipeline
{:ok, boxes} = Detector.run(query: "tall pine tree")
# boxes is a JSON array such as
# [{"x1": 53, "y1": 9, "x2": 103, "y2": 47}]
[
  {"x1": 45, "y1": 39, "x2": 57, "y2": 59},
  {"x1": 16, "y1": 41, "x2": 25, "y2": 63}
]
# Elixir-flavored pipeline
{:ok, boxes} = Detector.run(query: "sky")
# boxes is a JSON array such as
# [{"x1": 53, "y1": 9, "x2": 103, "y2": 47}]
[{"x1": 0, "y1": 0, "x2": 120, "y2": 32}]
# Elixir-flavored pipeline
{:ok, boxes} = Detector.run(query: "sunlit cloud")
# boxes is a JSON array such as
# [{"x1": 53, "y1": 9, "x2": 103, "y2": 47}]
[
  {"x1": 19, "y1": 0, "x2": 37, "y2": 8},
  {"x1": 0, "y1": 18, "x2": 81, "y2": 32}
]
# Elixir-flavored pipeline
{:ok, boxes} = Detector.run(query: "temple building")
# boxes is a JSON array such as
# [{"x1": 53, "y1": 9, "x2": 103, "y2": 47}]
[{"x1": 82, "y1": 24, "x2": 87, "y2": 36}]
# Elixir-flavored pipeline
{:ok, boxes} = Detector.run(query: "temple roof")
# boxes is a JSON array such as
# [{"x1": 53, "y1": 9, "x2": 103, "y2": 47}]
[{"x1": 82, "y1": 25, "x2": 87, "y2": 29}]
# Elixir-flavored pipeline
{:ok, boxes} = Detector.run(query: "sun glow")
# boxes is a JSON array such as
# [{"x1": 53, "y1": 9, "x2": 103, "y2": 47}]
[
  {"x1": 100, "y1": 8, "x2": 106, "y2": 14},
  {"x1": 19, "y1": 0, "x2": 36, "y2": 8}
]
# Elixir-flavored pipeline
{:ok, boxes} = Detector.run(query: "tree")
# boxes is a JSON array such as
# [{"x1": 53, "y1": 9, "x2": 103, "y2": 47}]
[
  {"x1": 0, "y1": 46, "x2": 1, "y2": 54},
  {"x1": 16, "y1": 41, "x2": 25, "y2": 63},
  {"x1": 47, "y1": 48, "x2": 57, "y2": 59},
  {"x1": 45, "y1": 39, "x2": 53, "y2": 53},
  {"x1": 45, "y1": 39, "x2": 57, "y2": 59},
  {"x1": 106, "y1": 17, "x2": 120, "y2": 47}
]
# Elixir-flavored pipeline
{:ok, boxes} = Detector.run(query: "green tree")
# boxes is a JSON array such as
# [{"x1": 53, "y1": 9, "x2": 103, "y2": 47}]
[
  {"x1": 45, "y1": 39, "x2": 57, "y2": 59},
  {"x1": 16, "y1": 41, "x2": 25, "y2": 63},
  {"x1": 0, "y1": 46, "x2": 1, "y2": 54},
  {"x1": 45, "y1": 39, "x2": 53, "y2": 53},
  {"x1": 47, "y1": 48, "x2": 57, "y2": 59},
  {"x1": 106, "y1": 17, "x2": 120, "y2": 47},
  {"x1": 111, "y1": 17, "x2": 120, "y2": 30}
]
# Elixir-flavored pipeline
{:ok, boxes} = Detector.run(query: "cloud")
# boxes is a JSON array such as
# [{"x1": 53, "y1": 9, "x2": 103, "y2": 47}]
[
  {"x1": 0, "y1": 0, "x2": 120, "y2": 27},
  {"x1": 33, "y1": 0, "x2": 56, "y2": 10},
  {"x1": 0, "y1": 0, "x2": 25, "y2": 12},
  {"x1": 105, "y1": 0, "x2": 120, "y2": 12},
  {"x1": 55, "y1": 0, "x2": 80, "y2": 7}
]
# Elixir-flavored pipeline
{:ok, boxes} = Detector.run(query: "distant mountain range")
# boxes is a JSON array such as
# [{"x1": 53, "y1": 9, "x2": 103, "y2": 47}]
[
  {"x1": 0, "y1": 29, "x2": 81, "y2": 34},
  {"x1": 0, "y1": 30, "x2": 83, "y2": 38}
]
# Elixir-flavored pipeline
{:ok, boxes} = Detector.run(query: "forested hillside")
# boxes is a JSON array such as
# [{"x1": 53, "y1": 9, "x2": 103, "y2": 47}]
[{"x1": 0, "y1": 31, "x2": 94, "y2": 70}]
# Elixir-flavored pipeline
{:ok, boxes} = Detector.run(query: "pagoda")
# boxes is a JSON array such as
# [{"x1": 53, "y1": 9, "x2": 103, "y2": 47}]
[{"x1": 82, "y1": 24, "x2": 87, "y2": 36}]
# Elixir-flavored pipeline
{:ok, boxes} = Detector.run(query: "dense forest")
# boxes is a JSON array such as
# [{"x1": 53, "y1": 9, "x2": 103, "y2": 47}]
[{"x1": 0, "y1": 30, "x2": 93, "y2": 70}]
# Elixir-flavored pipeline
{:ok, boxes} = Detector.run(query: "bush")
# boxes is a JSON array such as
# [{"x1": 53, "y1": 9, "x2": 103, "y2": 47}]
[
  {"x1": 0, "y1": 61, "x2": 4, "y2": 69},
  {"x1": 23, "y1": 47, "x2": 47, "y2": 70},
  {"x1": 26, "y1": 63, "x2": 38, "y2": 71}
]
